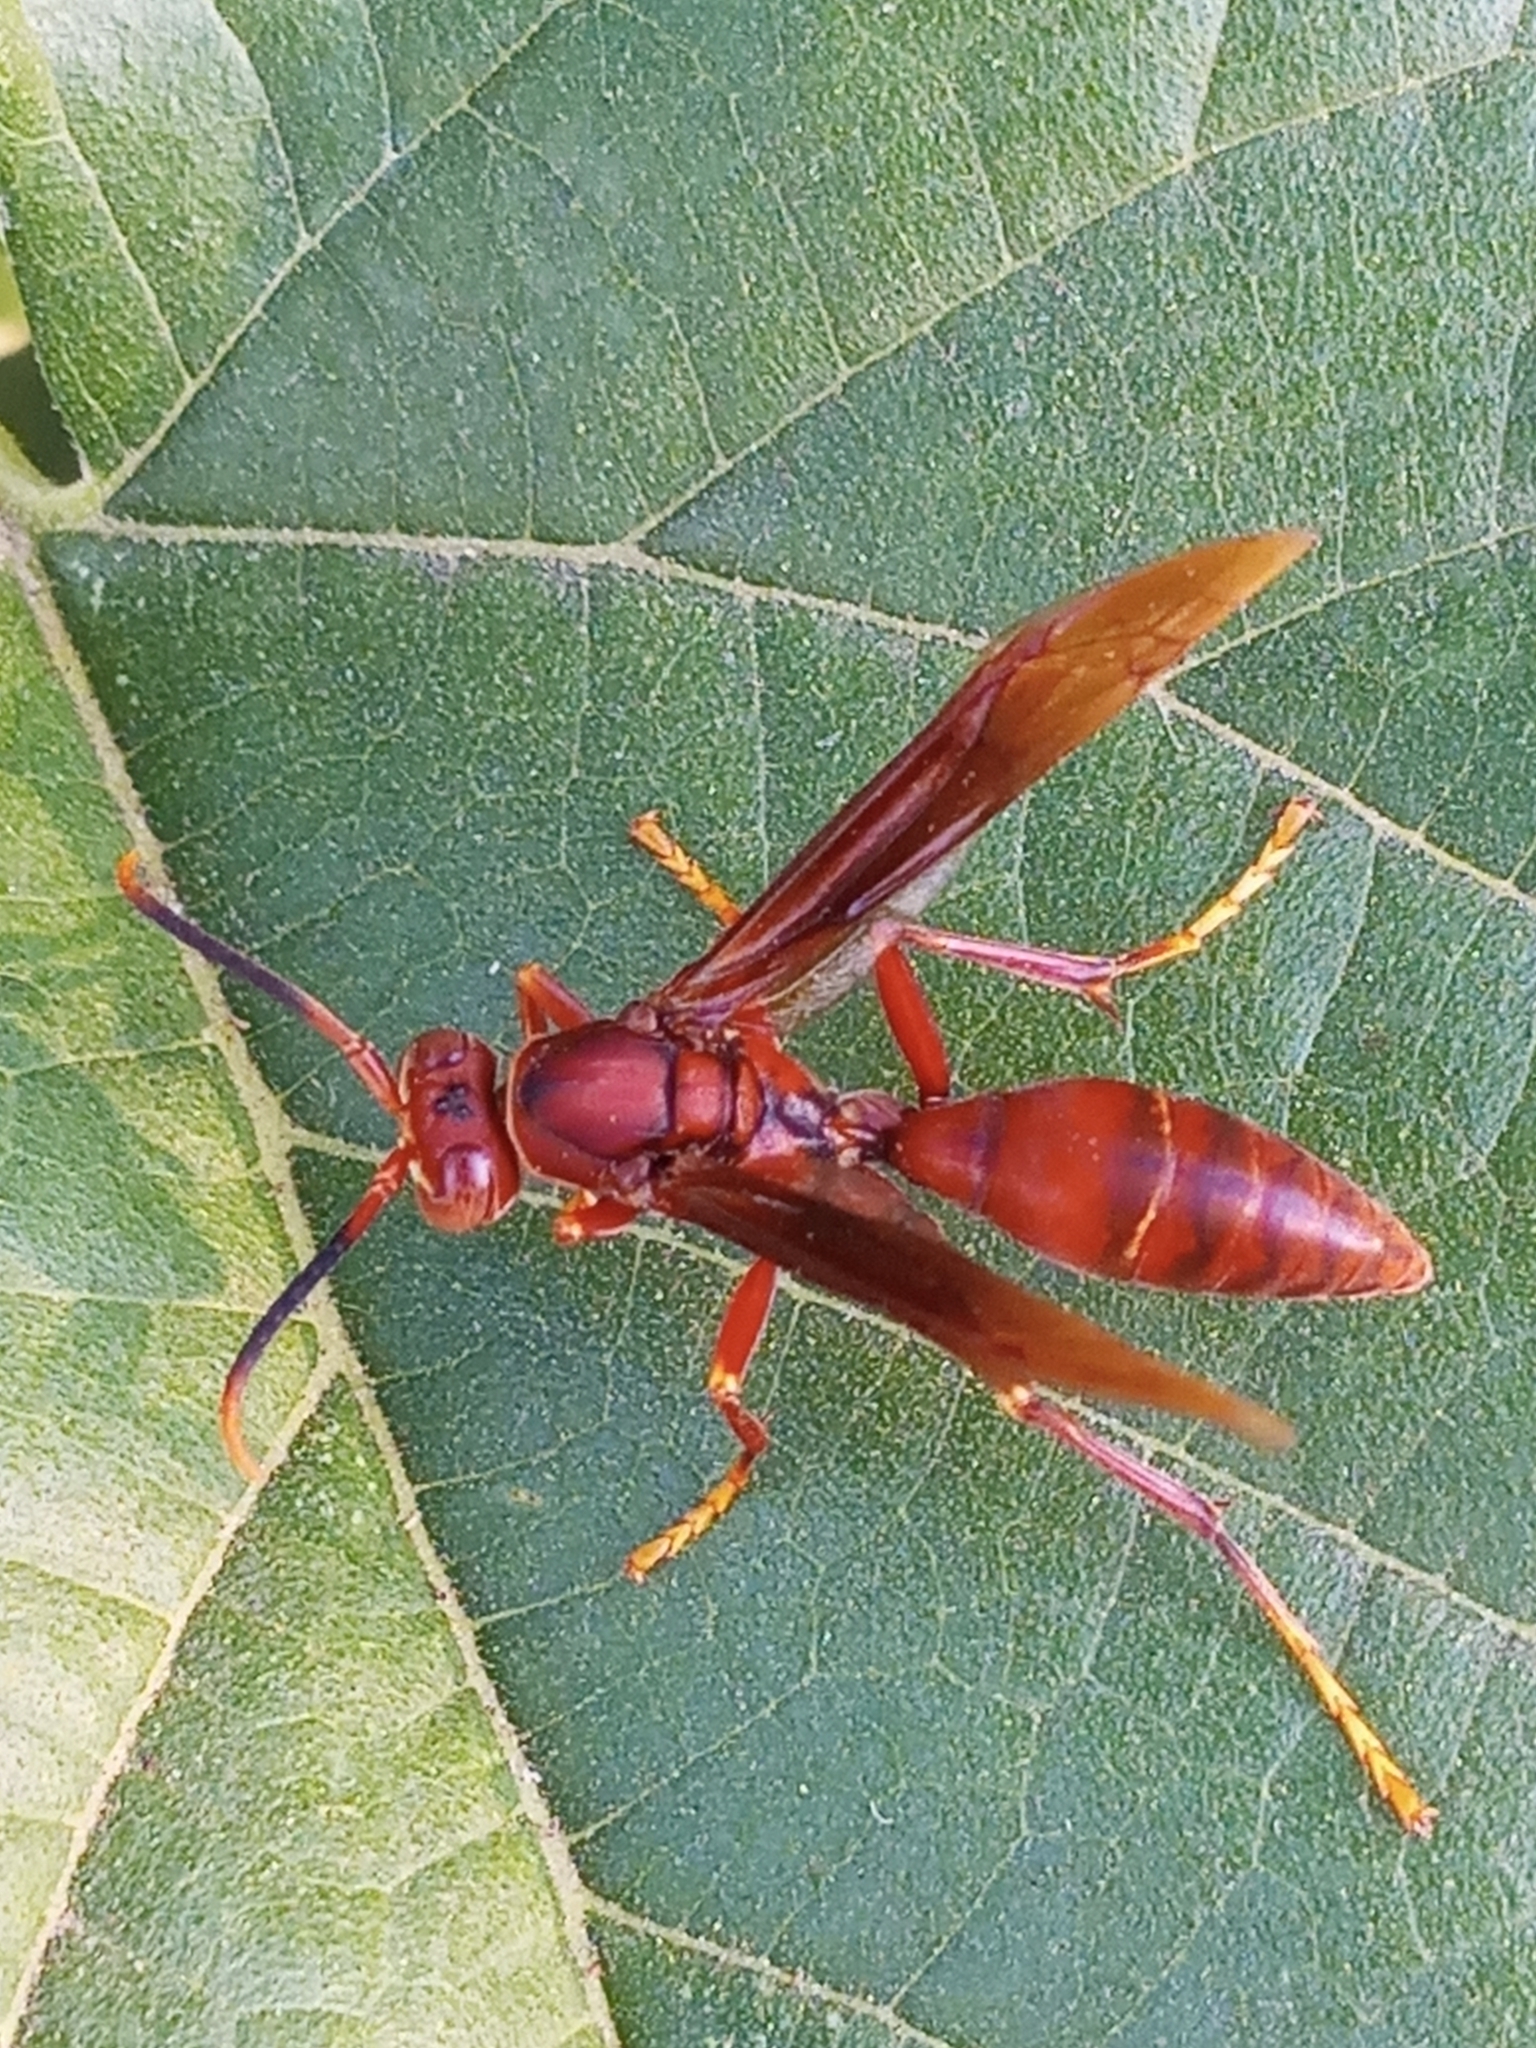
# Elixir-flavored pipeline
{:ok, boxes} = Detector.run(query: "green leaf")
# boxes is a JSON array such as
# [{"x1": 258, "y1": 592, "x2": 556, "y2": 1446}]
[
  {"x1": 0, "y1": 561, "x2": 606, "y2": 2044},
  {"x1": 4, "y1": 4, "x2": 1535, "y2": 2044}
]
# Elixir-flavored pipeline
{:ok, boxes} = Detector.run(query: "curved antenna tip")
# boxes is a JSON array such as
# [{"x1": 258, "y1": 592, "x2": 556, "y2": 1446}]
[{"x1": 219, "y1": 1373, "x2": 264, "y2": 1484}]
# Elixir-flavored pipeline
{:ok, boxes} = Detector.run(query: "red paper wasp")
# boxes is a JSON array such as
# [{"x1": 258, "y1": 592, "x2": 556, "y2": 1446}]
[{"x1": 119, "y1": 532, "x2": 1435, "y2": 1833}]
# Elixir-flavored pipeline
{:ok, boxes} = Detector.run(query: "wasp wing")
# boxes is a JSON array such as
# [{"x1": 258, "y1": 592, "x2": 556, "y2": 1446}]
[
  {"x1": 658, "y1": 1153, "x2": 1293, "y2": 1451},
  {"x1": 656, "y1": 532, "x2": 1313, "y2": 1032}
]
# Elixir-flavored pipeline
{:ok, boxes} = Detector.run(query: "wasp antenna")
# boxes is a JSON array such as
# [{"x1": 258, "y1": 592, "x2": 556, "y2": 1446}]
[
  {"x1": 220, "y1": 1148, "x2": 411, "y2": 1481},
  {"x1": 116, "y1": 852, "x2": 403, "y2": 1115}
]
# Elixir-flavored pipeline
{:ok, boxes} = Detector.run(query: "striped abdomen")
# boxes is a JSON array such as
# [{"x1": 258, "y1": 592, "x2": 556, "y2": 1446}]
[{"x1": 886, "y1": 1078, "x2": 1431, "y2": 1298}]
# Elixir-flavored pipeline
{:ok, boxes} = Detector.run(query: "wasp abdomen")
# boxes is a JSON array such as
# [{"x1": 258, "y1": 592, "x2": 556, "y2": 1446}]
[{"x1": 888, "y1": 1078, "x2": 1432, "y2": 1298}]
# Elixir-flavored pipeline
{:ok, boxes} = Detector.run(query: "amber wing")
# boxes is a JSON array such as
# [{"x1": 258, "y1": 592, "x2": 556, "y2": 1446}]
[
  {"x1": 656, "y1": 532, "x2": 1314, "y2": 1032},
  {"x1": 659, "y1": 1153, "x2": 1294, "y2": 1451}
]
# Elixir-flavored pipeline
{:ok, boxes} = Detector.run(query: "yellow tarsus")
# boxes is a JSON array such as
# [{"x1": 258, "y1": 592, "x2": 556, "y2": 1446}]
[
  {"x1": 624, "y1": 1452, "x2": 758, "y2": 1581},
  {"x1": 630, "y1": 811, "x2": 741, "y2": 927},
  {"x1": 1259, "y1": 1575, "x2": 1437, "y2": 1837},
  {"x1": 1109, "y1": 795, "x2": 1322, "y2": 983}
]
